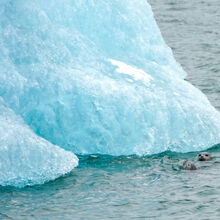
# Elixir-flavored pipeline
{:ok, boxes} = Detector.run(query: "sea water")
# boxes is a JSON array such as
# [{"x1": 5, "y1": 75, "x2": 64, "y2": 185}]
[{"x1": 1, "y1": 0, "x2": 220, "y2": 219}]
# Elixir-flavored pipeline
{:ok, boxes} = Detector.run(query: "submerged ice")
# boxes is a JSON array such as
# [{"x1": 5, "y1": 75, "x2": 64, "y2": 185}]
[{"x1": 1, "y1": 0, "x2": 220, "y2": 186}]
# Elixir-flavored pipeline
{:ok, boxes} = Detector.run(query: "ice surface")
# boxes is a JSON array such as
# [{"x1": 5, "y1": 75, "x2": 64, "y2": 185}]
[
  {"x1": 0, "y1": 99, "x2": 78, "y2": 188},
  {"x1": 1, "y1": 0, "x2": 220, "y2": 162}
]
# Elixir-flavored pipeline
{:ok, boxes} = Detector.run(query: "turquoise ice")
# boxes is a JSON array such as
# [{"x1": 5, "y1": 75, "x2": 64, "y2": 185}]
[
  {"x1": 1, "y1": 0, "x2": 220, "y2": 183},
  {"x1": 0, "y1": 99, "x2": 78, "y2": 188}
]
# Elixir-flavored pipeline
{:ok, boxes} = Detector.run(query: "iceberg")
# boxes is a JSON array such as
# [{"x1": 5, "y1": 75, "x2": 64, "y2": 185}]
[{"x1": 0, "y1": 0, "x2": 220, "y2": 162}]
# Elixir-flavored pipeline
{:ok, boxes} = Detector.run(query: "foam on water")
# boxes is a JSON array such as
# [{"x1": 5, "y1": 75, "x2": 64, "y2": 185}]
[{"x1": 1, "y1": 0, "x2": 220, "y2": 186}]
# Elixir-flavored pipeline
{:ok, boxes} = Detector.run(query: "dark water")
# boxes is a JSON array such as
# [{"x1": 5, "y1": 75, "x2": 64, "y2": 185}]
[
  {"x1": 149, "y1": 0, "x2": 220, "y2": 111},
  {"x1": 1, "y1": 0, "x2": 220, "y2": 219},
  {"x1": 1, "y1": 149, "x2": 220, "y2": 219}
]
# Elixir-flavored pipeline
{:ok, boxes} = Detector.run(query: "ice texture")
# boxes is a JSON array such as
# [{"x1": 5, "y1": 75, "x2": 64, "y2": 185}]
[
  {"x1": 0, "y1": 99, "x2": 78, "y2": 188},
  {"x1": 1, "y1": 0, "x2": 220, "y2": 160}
]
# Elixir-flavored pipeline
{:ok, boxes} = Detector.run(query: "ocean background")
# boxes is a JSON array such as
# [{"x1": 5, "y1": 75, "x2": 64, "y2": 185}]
[{"x1": 1, "y1": 0, "x2": 220, "y2": 219}]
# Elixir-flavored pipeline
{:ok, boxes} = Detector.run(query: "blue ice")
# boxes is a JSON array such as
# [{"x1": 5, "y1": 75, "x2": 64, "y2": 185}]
[
  {"x1": 1, "y1": 0, "x2": 220, "y2": 186},
  {"x1": 0, "y1": 99, "x2": 78, "y2": 187}
]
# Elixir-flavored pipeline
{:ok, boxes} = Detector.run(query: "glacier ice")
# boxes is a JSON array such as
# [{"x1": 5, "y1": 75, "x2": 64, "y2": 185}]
[
  {"x1": 0, "y1": 0, "x2": 220, "y2": 165},
  {"x1": 0, "y1": 99, "x2": 78, "y2": 188}
]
